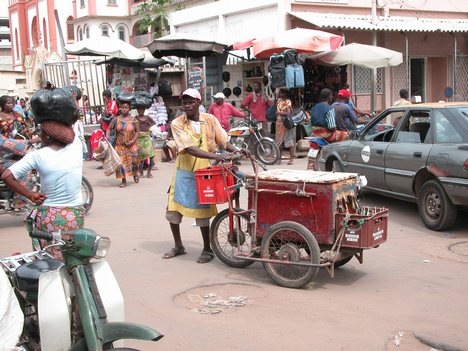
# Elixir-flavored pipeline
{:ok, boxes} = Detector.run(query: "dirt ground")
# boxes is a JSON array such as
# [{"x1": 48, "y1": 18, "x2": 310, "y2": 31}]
[{"x1": 1, "y1": 156, "x2": 467, "y2": 351}]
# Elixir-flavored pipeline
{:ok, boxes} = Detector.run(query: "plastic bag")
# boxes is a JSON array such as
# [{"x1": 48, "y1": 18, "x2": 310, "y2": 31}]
[
  {"x1": 133, "y1": 91, "x2": 152, "y2": 109},
  {"x1": 266, "y1": 104, "x2": 277, "y2": 122},
  {"x1": 95, "y1": 140, "x2": 122, "y2": 176},
  {"x1": 283, "y1": 116, "x2": 295, "y2": 130},
  {"x1": 30, "y1": 88, "x2": 78, "y2": 125},
  {"x1": 116, "y1": 92, "x2": 135, "y2": 104}
]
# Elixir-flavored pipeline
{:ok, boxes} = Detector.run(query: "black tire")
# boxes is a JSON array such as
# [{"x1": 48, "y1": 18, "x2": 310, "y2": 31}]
[
  {"x1": 210, "y1": 208, "x2": 254, "y2": 268},
  {"x1": 334, "y1": 255, "x2": 353, "y2": 268},
  {"x1": 260, "y1": 221, "x2": 320, "y2": 289},
  {"x1": 418, "y1": 180, "x2": 457, "y2": 231},
  {"x1": 255, "y1": 139, "x2": 281, "y2": 165},
  {"x1": 331, "y1": 159, "x2": 343, "y2": 172},
  {"x1": 81, "y1": 176, "x2": 94, "y2": 214}
]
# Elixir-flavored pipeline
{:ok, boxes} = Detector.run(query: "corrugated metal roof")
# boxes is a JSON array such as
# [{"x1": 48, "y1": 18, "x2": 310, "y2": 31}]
[{"x1": 290, "y1": 11, "x2": 468, "y2": 33}]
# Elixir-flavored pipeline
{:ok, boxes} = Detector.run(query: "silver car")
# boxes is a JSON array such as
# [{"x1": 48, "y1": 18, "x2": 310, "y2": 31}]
[{"x1": 318, "y1": 102, "x2": 468, "y2": 231}]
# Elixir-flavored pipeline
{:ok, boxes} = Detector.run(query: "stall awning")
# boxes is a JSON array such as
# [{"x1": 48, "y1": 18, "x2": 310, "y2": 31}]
[{"x1": 289, "y1": 11, "x2": 468, "y2": 33}]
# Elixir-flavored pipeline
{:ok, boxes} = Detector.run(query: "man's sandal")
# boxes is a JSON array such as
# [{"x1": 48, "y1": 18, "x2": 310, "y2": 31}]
[{"x1": 162, "y1": 246, "x2": 186, "y2": 259}]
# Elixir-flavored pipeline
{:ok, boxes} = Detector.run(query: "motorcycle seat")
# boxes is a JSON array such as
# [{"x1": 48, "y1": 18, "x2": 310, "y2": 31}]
[{"x1": 15, "y1": 259, "x2": 64, "y2": 293}]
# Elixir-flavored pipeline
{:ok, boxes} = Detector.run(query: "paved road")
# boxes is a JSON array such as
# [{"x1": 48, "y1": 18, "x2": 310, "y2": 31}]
[{"x1": 1, "y1": 157, "x2": 467, "y2": 351}]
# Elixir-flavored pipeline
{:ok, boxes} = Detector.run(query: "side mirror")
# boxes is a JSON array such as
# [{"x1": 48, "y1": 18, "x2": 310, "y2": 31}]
[{"x1": 349, "y1": 130, "x2": 360, "y2": 140}]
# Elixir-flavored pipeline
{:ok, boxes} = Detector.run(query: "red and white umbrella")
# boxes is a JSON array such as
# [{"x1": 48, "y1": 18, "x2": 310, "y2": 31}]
[{"x1": 252, "y1": 28, "x2": 344, "y2": 59}]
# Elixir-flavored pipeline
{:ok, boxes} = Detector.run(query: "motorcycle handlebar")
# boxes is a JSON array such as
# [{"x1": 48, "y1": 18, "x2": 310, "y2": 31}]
[{"x1": 30, "y1": 231, "x2": 54, "y2": 241}]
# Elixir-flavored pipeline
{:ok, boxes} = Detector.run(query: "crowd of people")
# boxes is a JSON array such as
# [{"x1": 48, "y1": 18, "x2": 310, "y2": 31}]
[{"x1": 0, "y1": 78, "x2": 395, "y2": 265}]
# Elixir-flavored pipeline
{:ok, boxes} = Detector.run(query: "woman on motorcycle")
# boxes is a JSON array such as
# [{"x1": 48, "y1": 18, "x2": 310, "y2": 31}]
[{"x1": 1, "y1": 89, "x2": 84, "y2": 257}]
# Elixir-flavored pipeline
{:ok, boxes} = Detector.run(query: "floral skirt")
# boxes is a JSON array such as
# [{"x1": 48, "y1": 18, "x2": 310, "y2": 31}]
[
  {"x1": 26, "y1": 205, "x2": 85, "y2": 258},
  {"x1": 136, "y1": 132, "x2": 155, "y2": 161}
]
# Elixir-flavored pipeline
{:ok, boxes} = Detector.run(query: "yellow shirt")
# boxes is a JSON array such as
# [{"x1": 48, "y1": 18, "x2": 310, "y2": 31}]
[{"x1": 168, "y1": 112, "x2": 228, "y2": 219}]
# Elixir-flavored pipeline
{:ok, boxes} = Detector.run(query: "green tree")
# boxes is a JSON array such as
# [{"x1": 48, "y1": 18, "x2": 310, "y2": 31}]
[{"x1": 136, "y1": 0, "x2": 182, "y2": 39}]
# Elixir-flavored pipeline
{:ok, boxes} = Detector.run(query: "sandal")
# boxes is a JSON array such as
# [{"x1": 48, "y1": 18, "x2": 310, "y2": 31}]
[
  {"x1": 197, "y1": 250, "x2": 215, "y2": 264},
  {"x1": 162, "y1": 246, "x2": 186, "y2": 259},
  {"x1": 287, "y1": 160, "x2": 294, "y2": 165},
  {"x1": 119, "y1": 182, "x2": 126, "y2": 188},
  {"x1": 133, "y1": 175, "x2": 139, "y2": 183},
  {"x1": 147, "y1": 173, "x2": 153, "y2": 178}
]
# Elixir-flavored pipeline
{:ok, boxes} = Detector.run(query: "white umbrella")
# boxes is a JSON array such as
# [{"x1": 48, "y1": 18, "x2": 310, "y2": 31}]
[
  {"x1": 310, "y1": 43, "x2": 403, "y2": 69},
  {"x1": 64, "y1": 37, "x2": 145, "y2": 61}
]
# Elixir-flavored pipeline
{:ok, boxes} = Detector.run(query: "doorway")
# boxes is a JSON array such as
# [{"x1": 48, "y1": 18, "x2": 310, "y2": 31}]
[{"x1": 411, "y1": 58, "x2": 425, "y2": 102}]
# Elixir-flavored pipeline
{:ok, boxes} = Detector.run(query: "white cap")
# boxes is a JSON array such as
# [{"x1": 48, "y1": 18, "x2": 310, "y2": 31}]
[{"x1": 212, "y1": 92, "x2": 226, "y2": 99}]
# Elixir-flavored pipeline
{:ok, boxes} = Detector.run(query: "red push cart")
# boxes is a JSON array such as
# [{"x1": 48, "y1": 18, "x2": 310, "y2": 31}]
[{"x1": 196, "y1": 158, "x2": 388, "y2": 289}]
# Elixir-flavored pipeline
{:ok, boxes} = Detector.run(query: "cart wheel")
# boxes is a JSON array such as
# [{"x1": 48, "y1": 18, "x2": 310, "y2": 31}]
[
  {"x1": 334, "y1": 255, "x2": 353, "y2": 268},
  {"x1": 260, "y1": 221, "x2": 320, "y2": 289},
  {"x1": 210, "y1": 208, "x2": 254, "y2": 268}
]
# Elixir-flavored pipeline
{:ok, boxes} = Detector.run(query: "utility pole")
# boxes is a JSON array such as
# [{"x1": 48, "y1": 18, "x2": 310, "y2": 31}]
[{"x1": 370, "y1": 0, "x2": 377, "y2": 113}]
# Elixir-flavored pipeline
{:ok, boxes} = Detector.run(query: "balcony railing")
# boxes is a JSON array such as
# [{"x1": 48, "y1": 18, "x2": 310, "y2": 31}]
[{"x1": 132, "y1": 34, "x2": 152, "y2": 49}]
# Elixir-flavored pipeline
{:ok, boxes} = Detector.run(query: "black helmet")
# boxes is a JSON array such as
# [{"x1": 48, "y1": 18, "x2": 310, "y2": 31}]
[
  {"x1": 222, "y1": 71, "x2": 231, "y2": 82},
  {"x1": 223, "y1": 87, "x2": 232, "y2": 98},
  {"x1": 233, "y1": 86, "x2": 242, "y2": 97}
]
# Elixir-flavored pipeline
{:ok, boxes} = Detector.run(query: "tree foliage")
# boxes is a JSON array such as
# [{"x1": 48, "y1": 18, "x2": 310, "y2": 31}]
[{"x1": 136, "y1": 0, "x2": 182, "y2": 39}]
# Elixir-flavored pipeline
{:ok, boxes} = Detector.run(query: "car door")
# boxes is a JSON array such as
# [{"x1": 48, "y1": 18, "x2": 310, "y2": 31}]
[
  {"x1": 346, "y1": 110, "x2": 396, "y2": 191},
  {"x1": 384, "y1": 109, "x2": 433, "y2": 198}
]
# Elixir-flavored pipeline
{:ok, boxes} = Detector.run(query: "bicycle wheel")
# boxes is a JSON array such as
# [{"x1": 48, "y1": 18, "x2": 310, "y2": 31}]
[
  {"x1": 81, "y1": 176, "x2": 94, "y2": 214},
  {"x1": 261, "y1": 221, "x2": 320, "y2": 288},
  {"x1": 210, "y1": 208, "x2": 254, "y2": 268}
]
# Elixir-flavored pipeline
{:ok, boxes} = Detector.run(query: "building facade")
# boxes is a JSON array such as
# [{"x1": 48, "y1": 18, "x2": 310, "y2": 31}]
[{"x1": 166, "y1": 0, "x2": 468, "y2": 111}]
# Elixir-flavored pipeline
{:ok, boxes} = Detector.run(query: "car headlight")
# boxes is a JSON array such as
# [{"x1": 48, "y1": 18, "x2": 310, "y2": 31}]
[{"x1": 93, "y1": 236, "x2": 111, "y2": 258}]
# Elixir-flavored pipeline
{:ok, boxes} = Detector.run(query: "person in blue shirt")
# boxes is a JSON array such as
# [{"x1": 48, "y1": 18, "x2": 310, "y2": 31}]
[{"x1": 310, "y1": 88, "x2": 349, "y2": 142}]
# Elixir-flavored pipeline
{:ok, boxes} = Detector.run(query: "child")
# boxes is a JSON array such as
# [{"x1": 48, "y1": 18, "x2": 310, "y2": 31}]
[{"x1": 135, "y1": 105, "x2": 156, "y2": 177}]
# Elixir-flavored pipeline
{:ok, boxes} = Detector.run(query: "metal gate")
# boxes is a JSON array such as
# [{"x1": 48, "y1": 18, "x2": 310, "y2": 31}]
[{"x1": 42, "y1": 59, "x2": 106, "y2": 124}]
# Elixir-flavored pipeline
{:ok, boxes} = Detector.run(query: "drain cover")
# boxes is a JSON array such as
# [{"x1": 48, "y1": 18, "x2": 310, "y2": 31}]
[{"x1": 448, "y1": 241, "x2": 468, "y2": 256}]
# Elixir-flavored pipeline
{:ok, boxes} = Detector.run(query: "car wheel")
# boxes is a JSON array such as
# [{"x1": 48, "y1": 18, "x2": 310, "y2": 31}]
[
  {"x1": 418, "y1": 180, "x2": 457, "y2": 231},
  {"x1": 331, "y1": 159, "x2": 343, "y2": 172}
]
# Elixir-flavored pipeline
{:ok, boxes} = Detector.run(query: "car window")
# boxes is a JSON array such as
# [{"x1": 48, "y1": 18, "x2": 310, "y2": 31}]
[
  {"x1": 434, "y1": 110, "x2": 463, "y2": 143},
  {"x1": 397, "y1": 111, "x2": 431, "y2": 143},
  {"x1": 362, "y1": 111, "x2": 394, "y2": 141}
]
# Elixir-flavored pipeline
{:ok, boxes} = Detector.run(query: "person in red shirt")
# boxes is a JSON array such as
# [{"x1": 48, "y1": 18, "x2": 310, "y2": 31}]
[
  {"x1": 241, "y1": 81, "x2": 272, "y2": 135},
  {"x1": 100, "y1": 89, "x2": 118, "y2": 132},
  {"x1": 207, "y1": 92, "x2": 245, "y2": 131}
]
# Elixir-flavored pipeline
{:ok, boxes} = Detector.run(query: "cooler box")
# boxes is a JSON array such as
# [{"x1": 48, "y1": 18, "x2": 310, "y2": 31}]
[
  {"x1": 245, "y1": 169, "x2": 360, "y2": 244},
  {"x1": 195, "y1": 165, "x2": 235, "y2": 204}
]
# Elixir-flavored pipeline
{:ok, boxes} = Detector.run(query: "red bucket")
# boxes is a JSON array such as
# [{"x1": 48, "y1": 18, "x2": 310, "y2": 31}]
[{"x1": 194, "y1": 165, "x2": 235, "y2": 204}]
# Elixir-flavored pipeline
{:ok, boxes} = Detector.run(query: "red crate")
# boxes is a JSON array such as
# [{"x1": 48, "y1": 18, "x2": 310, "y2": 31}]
[
  {"x1": 195, "y1": 165, "x2": 235, "y2": 204},
  {"x1": 335, "y1": 207, "x2": 388, "y2": 249}
]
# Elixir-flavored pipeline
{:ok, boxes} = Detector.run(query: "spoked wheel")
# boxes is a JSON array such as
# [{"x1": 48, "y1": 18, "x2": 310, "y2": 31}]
[
  {"x1": 210, "y1": 208, "x2": 254, "y2": 268},
  {"x1": 255, "y1": 139, "x2": 281, "y2": 165},
  {"x1": 260, "y1": 221, "x2": 320, "y2": 288},
  {"x1": 81, "y1": 176, "x2": 94, "y2": 214}
]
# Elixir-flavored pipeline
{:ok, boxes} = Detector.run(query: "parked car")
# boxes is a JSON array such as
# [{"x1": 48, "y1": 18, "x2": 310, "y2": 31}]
[{"x1": 318, "y1": 102, "x2": 468, "y2": 231}]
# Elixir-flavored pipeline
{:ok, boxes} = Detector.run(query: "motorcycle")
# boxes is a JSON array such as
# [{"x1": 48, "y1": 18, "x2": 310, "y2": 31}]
[
  {"x1": 228, "y1": 116, "x2": 281, "y2": 165},
  {"x1": 0, "y1": 227, "x2": 163, "y2": 350}
]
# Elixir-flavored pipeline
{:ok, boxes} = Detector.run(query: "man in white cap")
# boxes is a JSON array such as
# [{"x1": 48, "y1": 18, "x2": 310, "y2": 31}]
[
  {"x1": 208, "y1": 92, "x2": 245, "y2": 131},
  {"x1": 162, "y1": 88, "x2": 249, "y2": 264}
]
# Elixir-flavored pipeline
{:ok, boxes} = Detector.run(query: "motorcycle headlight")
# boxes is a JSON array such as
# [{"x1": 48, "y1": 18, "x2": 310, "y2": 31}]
[{"x1": 93, "y1": 236, "x2": 111, "y2": 258}]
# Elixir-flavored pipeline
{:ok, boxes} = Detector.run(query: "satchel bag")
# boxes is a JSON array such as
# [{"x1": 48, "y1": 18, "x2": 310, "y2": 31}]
[
  {"x1": 290, "y1": 107, "x2": 307, "y2": 125},
  {"x1": 266, "y1": 104, "x2": 277, "y2": 122},
  {"x1": 283, "y1": 115, "x2": 295, "y2": 130}
]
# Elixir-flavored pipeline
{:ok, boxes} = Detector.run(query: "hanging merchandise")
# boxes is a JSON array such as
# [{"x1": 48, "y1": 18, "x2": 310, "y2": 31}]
[
  {"x1": 283, "y1": 49, "x2": 303, "y2": 66},
  {"x1": 285, "y1": 64, "x2": 305, "y2": 89},
  {"x1": 233, "y1": 86, "x2": 242, "y2": 97},
  {"x1": 269, "y1": 53, "x2": 286, "y2": 89},
  {"x1": 223, "y1": 87, "x2": 232, "y2": 98},
  {"x1": 158, "y1": 80, "x2": 173, "y2": 96}
]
